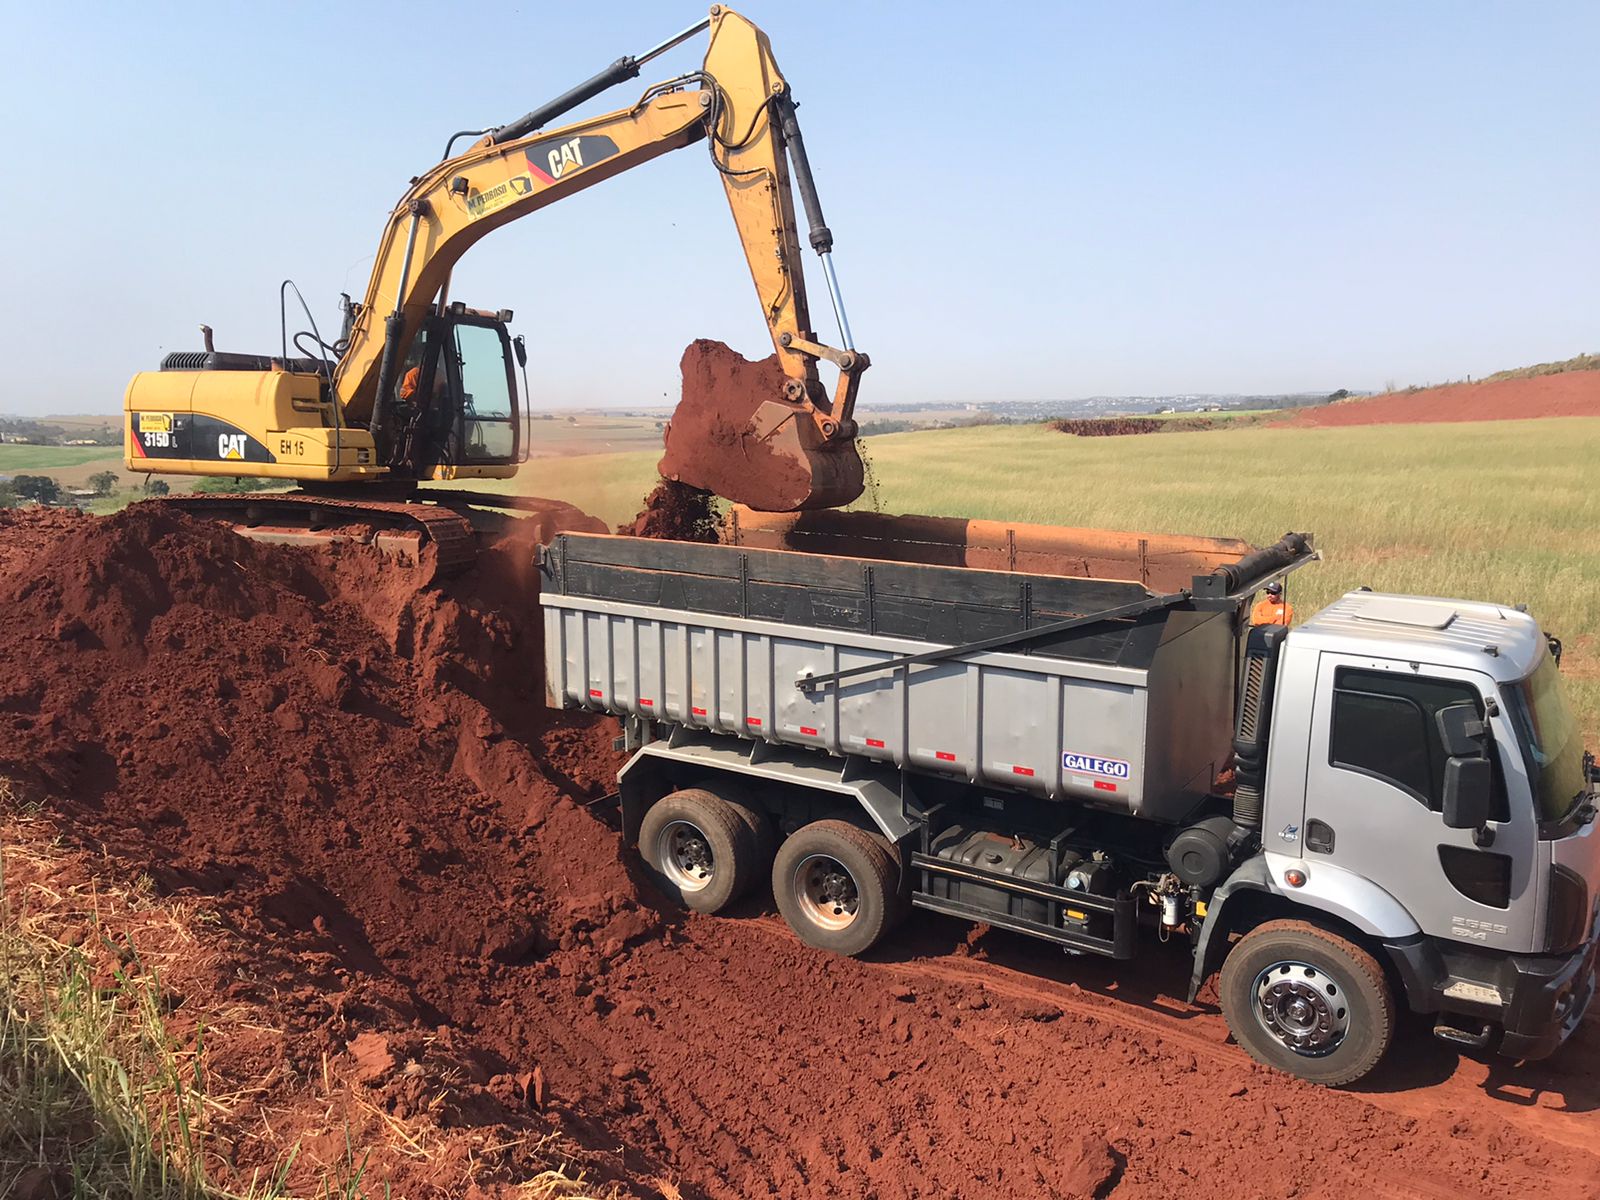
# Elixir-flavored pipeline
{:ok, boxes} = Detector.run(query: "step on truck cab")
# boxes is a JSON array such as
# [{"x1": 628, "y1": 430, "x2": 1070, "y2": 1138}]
[{"x1": 539, "y1": 513, "x2": 1599, "y2": 1086}]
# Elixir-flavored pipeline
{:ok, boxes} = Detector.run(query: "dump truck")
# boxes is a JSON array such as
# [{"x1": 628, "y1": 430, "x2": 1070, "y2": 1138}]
[{"x1": 539, "y1": 511, "x2": 1599, "y2": 1086}]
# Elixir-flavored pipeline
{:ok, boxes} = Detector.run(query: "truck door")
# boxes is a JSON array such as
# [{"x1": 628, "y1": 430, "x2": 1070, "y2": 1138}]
[{"x1": 1301, "y1": 655, "x2": 1538, "y2": 952}]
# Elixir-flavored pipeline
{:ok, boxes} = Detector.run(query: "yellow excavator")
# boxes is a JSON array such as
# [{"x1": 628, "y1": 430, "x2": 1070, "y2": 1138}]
[{"x1": 124, "y1": 6, "x2": 866, "y2": 563}]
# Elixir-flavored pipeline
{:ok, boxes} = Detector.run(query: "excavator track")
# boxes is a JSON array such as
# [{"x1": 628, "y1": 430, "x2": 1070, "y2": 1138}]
[{"x1": 153, "y1": 492, "x2": 480, "y2": 572}]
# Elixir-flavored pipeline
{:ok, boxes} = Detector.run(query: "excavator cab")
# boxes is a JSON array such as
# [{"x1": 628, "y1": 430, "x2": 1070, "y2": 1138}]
[{"x1": 386, "y1": 305, "x2": 522, "y2": 480}]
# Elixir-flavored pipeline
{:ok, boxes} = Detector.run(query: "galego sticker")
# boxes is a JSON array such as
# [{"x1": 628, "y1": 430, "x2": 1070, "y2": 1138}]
[{"x1": 1062, "y1": 752, "x2": 1131, "y2": 779}]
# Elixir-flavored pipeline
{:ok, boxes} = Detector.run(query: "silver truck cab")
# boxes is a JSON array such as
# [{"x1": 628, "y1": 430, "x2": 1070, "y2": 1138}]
[{"x1": 1211, "y1": 591, "x2": 1600, "y2": 1062}]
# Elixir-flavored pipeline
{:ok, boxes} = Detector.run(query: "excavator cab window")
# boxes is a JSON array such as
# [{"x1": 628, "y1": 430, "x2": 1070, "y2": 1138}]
[
  {"x1": 392, "y1": 315, "x2": 520, "y2": 476},
  {"x1": 448, "y1": 319, "x2": 518, "y2": 464}
]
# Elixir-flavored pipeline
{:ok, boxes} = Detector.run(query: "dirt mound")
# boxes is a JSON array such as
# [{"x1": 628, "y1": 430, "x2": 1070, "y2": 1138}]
[
  {"x1": 5, "y1": 507, "x2": 1599, "y2": 1197},
  {"x1": 0, "y1": 505, "x2": 655, "y2": 1195},
  {"x1": 658, "y1": 338, "x2": 865, "y2": 511},
  {"x1": 1051, "y1": 416, "x2": 1216, "y2": 436},
  {"x1": 1278, "y1": 369, "x2": 1600, "y2": 427},
  {"x1": 615, "y1": 479, "x2": 720, "y2": 542}
]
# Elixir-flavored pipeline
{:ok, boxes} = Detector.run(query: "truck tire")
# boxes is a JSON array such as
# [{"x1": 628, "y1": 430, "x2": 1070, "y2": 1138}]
[
  {"x1": 638, "y1": 789, "x2": 760, "y2": 915},
  {"x1": 691, "y1": 778, "x2": 777, "y2": 870},
  {"x1": 772, "y1": 819, "x2": 900, "y2": 957},
  {"x1": 1219, "y1": 919, "x2": 1395, "y2": 1087}
]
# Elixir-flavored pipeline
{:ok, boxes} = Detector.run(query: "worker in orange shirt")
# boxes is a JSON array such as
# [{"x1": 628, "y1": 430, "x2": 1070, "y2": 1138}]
[{"x1": 1250, "y1": 581, "x2": 1294, "y2": 626}]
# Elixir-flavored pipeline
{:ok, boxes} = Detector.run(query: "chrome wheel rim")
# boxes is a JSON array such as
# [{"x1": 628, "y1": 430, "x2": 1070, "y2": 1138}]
[
  {"x1": 657, "y1": 820, "x2": 714, "y2": 893},
  {"x1": 794, "y1": 854, "x2": 860, "y2": 931},
  {"x1": 1253, "y1": 960, "x2": 1351, "y2": 1057}
]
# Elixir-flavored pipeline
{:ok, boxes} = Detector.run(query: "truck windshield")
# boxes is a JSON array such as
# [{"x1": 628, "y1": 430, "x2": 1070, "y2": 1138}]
[{"x1": 1505, "y1": 654, "x2": 1588, "y2": 824}]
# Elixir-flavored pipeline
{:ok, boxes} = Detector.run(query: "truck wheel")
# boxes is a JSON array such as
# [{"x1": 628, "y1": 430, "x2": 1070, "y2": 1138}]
[
  {"x1": 1219, "y1": 919, "x2": 1395, "y2": 1087},
  {"x1": 638, "y1": 789, "x2": 759, "y2": 914},
  {"x1": 692, "y1": 779, "x2": 777, "y2": 870},
  {"x1": 772, "y1": 819, "x2": 899, "y2": 957}
]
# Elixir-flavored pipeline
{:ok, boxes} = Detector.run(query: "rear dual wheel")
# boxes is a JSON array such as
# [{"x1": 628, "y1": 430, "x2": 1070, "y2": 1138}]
[
  {"x1": 638, "y1": 788, "x2": 771, "y2": 914},
  {"x1": 773, "y1": 819, "x2": 900, "y2": 958},
  {"x1": 641, "y1": 794, "x2": 903, "y2": 958}
]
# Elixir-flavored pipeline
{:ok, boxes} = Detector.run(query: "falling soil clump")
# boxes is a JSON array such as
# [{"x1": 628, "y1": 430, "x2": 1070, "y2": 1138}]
[
  {"x1": 658, "y1": 337, "x2": 864, "y2": 511},
  {"x1": 615, "y1": 479, "x2": 721, "y2": 542}
]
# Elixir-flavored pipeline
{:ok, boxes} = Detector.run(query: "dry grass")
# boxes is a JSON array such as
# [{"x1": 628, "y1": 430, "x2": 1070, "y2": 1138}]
[
  {"x1": 0, "y1": 806, "x2": 611, "y2": 1199},
  {"x1": 1482, "y1": 353, "x2": 1599, "y2": 383},
  {"x1": 0, "y1": 821, "x2": 284, "y2": 1197}
]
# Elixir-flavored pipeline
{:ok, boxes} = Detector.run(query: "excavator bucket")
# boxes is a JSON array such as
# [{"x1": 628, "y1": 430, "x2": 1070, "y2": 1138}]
[{"x1": 658, "y1": 340, "x2": 864, "y2": 512}]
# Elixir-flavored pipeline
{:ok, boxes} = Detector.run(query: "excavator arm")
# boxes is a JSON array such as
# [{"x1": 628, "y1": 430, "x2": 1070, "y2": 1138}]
[{"x1": 340, "y1": 6, "x2": 867, "y2": 509}]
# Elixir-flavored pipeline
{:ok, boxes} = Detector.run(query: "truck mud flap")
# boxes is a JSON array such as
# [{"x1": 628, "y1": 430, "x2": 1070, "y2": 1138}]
[{"x1": 910, "y1": 851, "x2": 1136, "y2": 959}]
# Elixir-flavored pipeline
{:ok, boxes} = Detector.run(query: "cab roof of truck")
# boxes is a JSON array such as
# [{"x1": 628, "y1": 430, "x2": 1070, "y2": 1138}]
[{"x1": 1294, "y1": 591, "x2": 1549, "y2": 683}]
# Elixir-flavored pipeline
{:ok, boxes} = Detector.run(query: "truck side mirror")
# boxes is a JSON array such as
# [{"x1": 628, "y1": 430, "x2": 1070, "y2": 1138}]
[
  {"x1": 1436, "y1": 702, "x2": 1486, "y2": 760},
  {"x1": 1442, "y1": 757, "x2": 1493, "y2": 830}
]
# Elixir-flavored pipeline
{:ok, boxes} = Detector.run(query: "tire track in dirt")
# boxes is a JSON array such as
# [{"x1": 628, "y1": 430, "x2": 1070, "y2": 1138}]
[{"x1": 455, "y1": 902, "x2": 1600, "y2": 1199}]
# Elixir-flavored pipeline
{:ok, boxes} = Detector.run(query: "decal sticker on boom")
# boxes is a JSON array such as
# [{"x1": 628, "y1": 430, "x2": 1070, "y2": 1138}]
[
  {"x1": 1061, "y1": 752, "x2": 1131, "y2": 780},
  {"x1": 462, "y1": 135, "x2": 621, "y2": 220}
]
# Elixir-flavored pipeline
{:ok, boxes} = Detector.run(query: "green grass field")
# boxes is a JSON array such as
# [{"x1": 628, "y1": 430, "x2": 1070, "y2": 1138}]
[
  {"x1": 0, "y1": 445, "x2": 119, "y2": 471},
  {"x1": 462, "y1": 415, "x2": 1600, "y2": 738}
]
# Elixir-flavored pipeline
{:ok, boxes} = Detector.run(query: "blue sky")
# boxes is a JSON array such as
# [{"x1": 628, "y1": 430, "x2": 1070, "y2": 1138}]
[{"x1": 3, "y1": 1, "x2": 1595, "y2": 413}]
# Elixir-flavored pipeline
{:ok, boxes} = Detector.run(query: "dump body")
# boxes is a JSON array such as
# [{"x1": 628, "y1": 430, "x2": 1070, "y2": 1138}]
[{"x1": 541, "y1": 524, "x2": 1292, "y2": 823}]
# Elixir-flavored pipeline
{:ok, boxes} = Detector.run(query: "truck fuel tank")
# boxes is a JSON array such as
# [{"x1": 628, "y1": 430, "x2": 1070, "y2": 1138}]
[{"x1": 928, "y1": 826, "x2": 1083, "y2": 925}]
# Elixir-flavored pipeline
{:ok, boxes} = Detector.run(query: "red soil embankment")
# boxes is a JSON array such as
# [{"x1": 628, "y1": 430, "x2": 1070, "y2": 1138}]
[{"x1": 1278, "y1": 370, "x2": 1600, "y2": 428}]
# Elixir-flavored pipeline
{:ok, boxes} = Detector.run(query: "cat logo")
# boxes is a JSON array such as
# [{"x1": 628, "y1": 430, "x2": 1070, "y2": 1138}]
[
  {"x1": 218, "y1": 433, "x2": 248, "y2": 460},
  {"x1": 547, "y1": 137, "x2": 586, "y2": 179}
]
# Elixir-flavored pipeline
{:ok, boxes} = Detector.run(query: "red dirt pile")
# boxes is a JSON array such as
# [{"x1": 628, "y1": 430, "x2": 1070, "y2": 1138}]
[
  {"x1": 1278, "y1": 369, "x2": 1600, "y2": 428},
  {"x1": 5, "y1": 506, "x2": 1600, "y2": 1197},
  {"x1": 658, "y1": 338, "x2": 865, "y2": 511},
  {"x1": 0, "y1": 505, "x2": 654, "y2": 1194}
]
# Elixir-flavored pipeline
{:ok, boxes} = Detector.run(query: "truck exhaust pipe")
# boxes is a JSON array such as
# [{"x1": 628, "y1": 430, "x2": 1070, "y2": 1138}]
[{"x1": 1231, "y1": 623, "x2": 1289, "y2": 829}]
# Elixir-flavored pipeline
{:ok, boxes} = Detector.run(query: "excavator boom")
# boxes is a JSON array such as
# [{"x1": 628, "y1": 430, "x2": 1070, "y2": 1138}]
[
  {"x1": 339, "y1": 6, "x2": 865, "y2": 510},
  {"x1": 124, "y1": 6, "x2": 866, "y2": 524}
]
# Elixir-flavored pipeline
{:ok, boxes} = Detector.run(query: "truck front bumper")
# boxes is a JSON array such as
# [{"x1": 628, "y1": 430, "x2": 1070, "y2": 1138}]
[
  {"x1": 1421, "y1": 920, "x2": 1600, "y2": 1061},
  {"x1": 1495, "y1": 933, "x2": 1598, "y2": 1059},
  {"x1": 1389, "y1": 907, "x2": 1600, "y2": 1061}
]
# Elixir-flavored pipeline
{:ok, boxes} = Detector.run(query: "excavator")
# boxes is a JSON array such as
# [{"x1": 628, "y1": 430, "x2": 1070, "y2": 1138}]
[{"x1": 123, "y1": 6, "x2": 867, "y2": 565}]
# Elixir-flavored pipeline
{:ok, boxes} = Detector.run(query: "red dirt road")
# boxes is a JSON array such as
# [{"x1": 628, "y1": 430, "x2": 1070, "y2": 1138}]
[
  {"x1": 1278, "y1": 370, "x2": 1600, "y2": 428},
  {"x1": 4, "y1": 507, "x2": 1599, "y2": 1197}
]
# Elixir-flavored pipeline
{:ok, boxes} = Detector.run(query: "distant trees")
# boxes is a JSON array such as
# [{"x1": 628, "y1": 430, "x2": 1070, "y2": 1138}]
[
  {"x1": 87, "y1": 470, "x2": 120, "y2": 496},
  {"x1": 191, "y1": 476, "x2": 279, "y2": 495},
  {"x1": 12, "y1": 475, "x2": 59, "y2": 503},
  {"x1": 143, "y1": 478, "x2": 171, "y2": 496}
]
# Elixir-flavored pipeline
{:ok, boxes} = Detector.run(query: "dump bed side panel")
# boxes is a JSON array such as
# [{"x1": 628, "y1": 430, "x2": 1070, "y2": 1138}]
[
  {"x1": 545, "y1": 597, "x2": 1160, "y2": 815},
  {"x1": 539, "y1": 531, "x2": 1270, "y2": 822}
]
